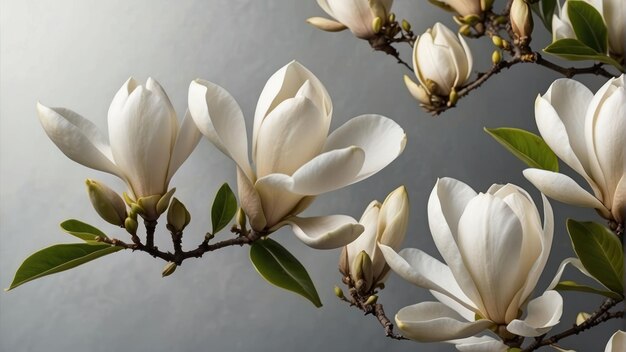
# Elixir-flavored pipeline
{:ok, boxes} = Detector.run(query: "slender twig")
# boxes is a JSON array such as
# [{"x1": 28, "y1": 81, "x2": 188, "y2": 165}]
[
  {"x1": 534, "y1": 54, "x2": 614, "y2": 78},
  {"x1": 145, "y1": 219, "x2": 157, "y2": 248},
  {"x1": 521, "y1": 298, "x2": 624, "y2": 351}
]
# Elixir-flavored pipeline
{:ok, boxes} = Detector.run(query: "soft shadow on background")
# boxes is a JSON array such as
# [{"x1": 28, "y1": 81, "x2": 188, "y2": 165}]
[{"x1": 0, "y1": 1, "x2": 621, "y2": 351}]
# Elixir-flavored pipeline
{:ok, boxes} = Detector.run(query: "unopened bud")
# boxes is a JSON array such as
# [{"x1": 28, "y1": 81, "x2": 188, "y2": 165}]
[
  {"x1": 334, "y1": 286, "x2": 345, "y2": 299},
  {"x1": 459, "y1": 24, "x2": 472, "y2": 36},
  {"x1": 404, "y1": 75, "x2": 432, "y2": 105},
  {"x1": 462, "y1": 14, "x2": 480, "y2": 25},
  {"x1": 492, "y1": 50, "x2": 502, "y2": 64},
  {"x1": 576, "y1": 312, "x2": 591, "y2": 325},
  {"x1": 85, "y1": 179, "x2": 127, "y2": 226},
  {"x1": 167, "y1": 197, "x2": 191, "y2": 233},
  {"x1": 156, "y1": 188, "x2": 176, "y2": 216},
  {"x1": 388, "y1": 12, "x2": 395, "y2": 23},
  {"x1": 510, "y1": 0, "x2": 533, "y2": 45},
  {"x1": 372, "y1": 17, "x2": 382, "y2": 33},
  {"x1": 448, "y1": 89, "x2": 459, "y2": 105},
  {"x1": 306, "y1": 17, "x2": 347, "y2": 32},
  {"x1": 354, "y1": 251, "x2": 373, "y2": 293},
  {"x1": 124, "y1": 217, "x2": 138, "y2": 236},
  {"x1": 364, "y1": 295, "x2": 378, "y2": 306},
  {"x1": 401, "y1": 19, "x2": 411, "y2": 32},
  {"x1": 491, "y1": 35, "x2": 503, "y2": 48},
  {"x1": 162, "y1": 262, "x2": 177, "y2": 277}
]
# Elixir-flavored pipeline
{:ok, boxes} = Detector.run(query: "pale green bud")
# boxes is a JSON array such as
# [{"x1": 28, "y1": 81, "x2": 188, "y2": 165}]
[
  {"x1": 364, "y1": 295, "x2": 378, "y2": 306},
  {"x1": 354, "y1": 251, "x2": 373, "y2": 293},
  {"x1": 162, "y1": 262, "x2": 177, "y2": 277},
  {"x1": 124, "y1": 217, "x2": 138, "y2": 236},
  {"x1": 372, "y1": 16, "x2": 382, "y2": 34},
  {"x1": 401, "y1": 19, "x2": 411, "y2": 32},
  {"x1": 492, "y1": 50, "x2": 502, "y2": 64},
  {"x1": 448, "y1": 89, "x2": 459, "y2": 106},
  {"x1": 459, "y1": 24, "x2": 472, "y2": 36},
  {"x1": 236, "y1": 207, "x2": 247, "y2": 231},
  {"x1": 461, "y1": 14, "x2": 480, "y2": 25},
  {"x1": 167, "y1": 197, "x2": 191, "y2": 233},
  {"x1": 576, "y1": 312, "x2": 591, "y2": 325},
  {"x1": 492, "y1": 35, "x2": 503, "y2": 48},
  {"x1": 481, "y1": 0, "x2": 495, "y2": 11},
  {"x1": 334, "y1": 286, "x2": 345, "y2": 299},
  {"x1": 85, "y1": 179, "x2": 127, "y2": 226},
  {"x1": 388, "y1": 12, "x2": 395, "y2": 23}
]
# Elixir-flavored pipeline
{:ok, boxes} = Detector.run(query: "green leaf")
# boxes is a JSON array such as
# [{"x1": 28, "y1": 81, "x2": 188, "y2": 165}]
[
  {"x1": 211, "y1": 183, "x2": 237, "y2": 234},
  {"x1": 7, "y1": 243, "x2": 123, "y2": 290},
  {"x1": 554, "y1": 280, "x2": 623, "y2": 299},
  {"x1": 531, "y1": 0, "x2": 557, "y2": 31},
  {"x1": 544, "y1": 39, "x2": 625, "y2": 70},
  {"x1": 60, "y1": 219, "x2": 109, "y2": 241},
  {"x1": 250, "y1": 238, "x2": 322, "y2": 307},
  {"x1": 567, "y1": 0, "x2": 607, "y2": 53},
  {"x1": 567, "y1": 219, "x2": 624, "y2": 295},
  {"x1": 484, "y1": 127, "x2": 559, "y2": 172}
]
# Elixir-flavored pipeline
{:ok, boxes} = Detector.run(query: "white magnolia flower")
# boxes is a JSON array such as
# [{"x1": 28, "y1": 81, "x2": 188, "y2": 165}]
[
  {"x1": 188, "y1": 61, "x2": 406, "y2": 249},
  {"x1": 523, "y1": 75, "x2": 626, "y2": 223},
  {"x1": 430, "y1": 0, "x2": 491, "y2": 17},
  {"x1": 605, "y1": 330, "x2": 626, "y2": 352},
  {"x1": 309, "y1": 0, "x2": 393, "y2": 39},
  {"x1": 380, "y1": 178, "x2": 562, "y2": 346},
  {"x1": 405, "y1": 22, "x2": 473, "y2": 98},
  {"x1": 552, "y1": 0, "x2": 625, "y2": 56},
  {"x1": 341, "y1": 186, "x2": 409, "y2": 291},
  {"x1": 37, "y1": 78, "x2": 201, "y2": 220}
]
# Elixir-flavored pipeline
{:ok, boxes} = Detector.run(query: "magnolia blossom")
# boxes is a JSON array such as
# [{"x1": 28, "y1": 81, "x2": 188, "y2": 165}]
[
  {"x1": 553, "y1": 0, "x2": 625, "y2": 56},
  {"x1": 380, "y1": 178, "x2": 562, "y2": 348},
  {"x1": 37, "y1": 78, "x2": 201, "y2": 220},
  {"x1": 308, "y1": 0, "x2": 393, "y2": 39},
  {"x1": 510, "y1": 0, "x2": 533, "y2": 44},
  {"x1": 188, "y1": 61, "x2": 406, "y2": 249},
  {"x1": 430, "y1": 0, "x2": 493, "y2": 17},
  {"x1": 405, "y1": 22, "x2": 473, "y2": 100},
  {"x1": 523, "y1": 75, "x2": 626, "y2": 223},
  {"x1": 605, "y1": 330, "x2": 626, "y2": 352},
  {"x1": 341, "y1": 186, "x2": 409, "y2": 292}
]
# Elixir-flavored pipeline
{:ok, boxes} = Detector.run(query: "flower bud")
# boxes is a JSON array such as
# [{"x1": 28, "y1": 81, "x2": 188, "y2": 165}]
[
  {"x1": 372, "y1": 16, "x2": 383, "y2": 34},
  {"x1": 364, "y1": 294, "x2": 378, "y2": 306},
  {"x1": 124, "y1": 217, "x2": 138, "y2": 236},
  {"x1": 510, "y1": 0, "x2": 533, "y2": 45},
  {"x1": 448, "y1": 89, "x2": 459, "y2": 105},
  {"x1": 412, "y1": 23, "x2": 473, "y2": 96},
  {"x1": 404, "y1": 75, "x2": 432, "y2": 105},
  {"x1": 162, "y1": 262, "x2": 177, "y2": 277},
  {"x1": 306, "y1": 17, "x2": 347, "y2": 32},
  {"x1": 167, "y1": 197, "x2": 191, "y2": 233},
  {"x1": 401, "y1": 19, "x2": 411, "y2": 32},
  {"x1": 354, "y1": 250, "x2": 374, "y2": 292},
  {"x1": 492, "y1": 50, "x2": 502, "y2": 64},
  {"x1": 459, "y1": 24, "x2": 472, "y2": 36},
  {"x1": 85, "y1": 179, "x2": 127, "y2": 226},
  {"x1": 491, "y1": 35, "x2": 503, "y2": 48},
  {"x1": 388, "y1": 12, "x2": 395, "y2": 23},
  {"x1": 334, "y1": 286, "x2": 345, "y2": 299}
]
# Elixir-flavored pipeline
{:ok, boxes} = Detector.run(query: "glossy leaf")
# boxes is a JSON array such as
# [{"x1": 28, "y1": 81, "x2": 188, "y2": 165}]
[
  {"x1": 7, "y1": 243, "x2": 122, "y2": 290},
  {"x1": 567, "y1": 0, "x2": 607, "y2": 53},
  {"x1": 544, "y1": 39, "x2": 624, "y2": 70},
  {"x1": 567, "y1": 219, "x2": 624, "y2": 295},
  {"x1": 211, "y1": 183, "x2": 237, "y2": 234},
  {"x1": 531, "y1": 0, "x2": 557, "y2": 31},
  {"x1": 484, "y1": 127, "x2": 559, "y2": 172},
  {"x1": 554, "y1": 280, "x2": 623, "y2": 299},
  {"x1": 60, "y1": 219, "x2": 109, "y2": 241},
  {"x1": 250, "y1": 238, "x2": 322, "y2": 307}
]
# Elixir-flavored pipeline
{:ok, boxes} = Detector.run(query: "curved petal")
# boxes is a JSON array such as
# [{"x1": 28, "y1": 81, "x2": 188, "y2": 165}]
[
  {"x1": 254, "y1": 173, "x2": 308, "y2": 229},
  {"x1": 289, "y1": 146, "x2": 366, "y2": 195},
  {"x1": 428, "y1": 178, "x2": 484, "y2": 313},
  {"x1": 188, "y1": 79, "x2": 253, "y2": 179},
  {"x1": 395, "y1": 302, "x2": 494, "y2": 342},
  {"x1": 255, "y1": 96, "x2": 327, "y2": 178},
  {"x1": 323, "y1": 115, "x2": 406, "y2": 183},
  {"x1": 36, "y1": 103, "x2": 121, "y2": 177},
  {"x1": 146, "y1": 77, "x2": 179, "y2": 143},
  {"x1": 324, "y1": 0, "x2": 375, "y2": 38},
  {"x1": 278, "y1": 215, "x2": 364, "y2": 249},
  {"x1": 253, "y1": 61, "x2": 331, "y2": 161},
  {"x1": 506, "y1": 290, "x2": 563, "y2": 337},
  {"x1": 547, "y1": 257, "x2": 606, "y2": 291},
  {"x1": 109, "y1": 85, "x2": 175, "y2": 197},
  {"x1": 415, "y1": 28, "x2": 456, "y2": 95},
  {"x1": 166, "y1": 110, "x2": 201, "y2": 183},
  {"x1": 612, "y1": 174, "x2": 626, "y2": 223},
  {"x1": 238, "y1": 167, "x2": 267, "y2": 231},
  {"x1": 452, "y1": 336, "x2": 508, "y2": 352},
  {"x1": 535, "y1": 81, "x2": 596, "y2": 188},
  {"x1": 605, "y1": 330, "x2": 626, "y2": 352},
  {"x1": 347, "y1": 200, "x2": 381, "y2": 275},
  {"x1": 431, "y1": 290, "x2": 476, "y2": 322},
  {"x1": 379, "y1": 245, "x2": 477, "y2": 311},
  {"x1": 523, "y1": 168, "x2": 608, "y2": 214}
]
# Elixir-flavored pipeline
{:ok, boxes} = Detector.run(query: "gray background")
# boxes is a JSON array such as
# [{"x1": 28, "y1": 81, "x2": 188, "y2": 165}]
[{"x1": 0, "y1": 1, "x2": 622, "y2": 351}]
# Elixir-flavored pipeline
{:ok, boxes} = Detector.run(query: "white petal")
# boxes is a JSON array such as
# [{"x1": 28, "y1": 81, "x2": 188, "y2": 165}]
[
  {"x1": 254, "y1": 173, "x2": 305, "y2": 228},
  {"x1": 428, "y1": 178, "x2": 484, "y2": 313},
  {"x1": 535, "y1": 82, "x2": 596, "y2": 188},
  {"x1": 108, "y1": 77, "x2": 138, "y2": 126},
  {"x1": 506, "y1": 290, "x2": 563, "y2": 337},
  {"x1": 237, "y1": 167, "x2": 267, "y2": 231},
  {"x1": 166, "y1": 110, "x2": 201, "y2": 183},
  {"x1": 452, "y1": 336, "x2": 508, "y2": 352},
  {"x1": 347, "y1": 201, "x2": 381, "y2": 276},
  {"x1": 324, "y1": 0, "x2": 375, "y2": 38},
  {"x1": 289, "y1": 146, "x2": 366, "y2": 195},
  {"x1": 547, "y1": 257, "x2": 607, "y2": 291},
  {"x1": 605, "y1": 330, "x2": 626, "y2": 352},
  {"x1": 612, "y1": 174, "x2": 626, "y2": 222},
  {"x1": 395, "y1": 302, "x2": 494, "y2": 342},
  {"x1": 416, "y1": 28, "x2": 456, "y2": 95},
  {"x1": 431, "y1": 290, "x2": 476, "y2": 322},
  {"x1": 279, "y1": 215, "x2": 364, "y2": 249},
  {"x1": 523, "y1": 168, "x2": 608, "y2": 213},
  {"x1": 457, "y1": 193, "x2": 524, "y2": 323},
  {"x1": 253, "y1": 61, "x2": 331, "y2": 161},
  {"x1": 109, "y1": 85, "x2": 175, "y2": 197},
  {"x1": 255, "y1": 96, "x2": 327, "y2": 178},
  {"x1": 379, "y1": 245, "x2": 477, "y2": 311},
  {"x1": 188, "y1": 79, "x2": 253, "y2": 179},
  {"x1": 146, "y1": 77, "x2": 179, "y2": 143},
  {"x1": 552, "y1": 7, "x2": 575, "y2": 41},
  {"x1": 323, "y1": 114, "x2": 406, "y2": 183},
  {"x1": 36, "y1": 103, "x2": 120, "y2": 176}
]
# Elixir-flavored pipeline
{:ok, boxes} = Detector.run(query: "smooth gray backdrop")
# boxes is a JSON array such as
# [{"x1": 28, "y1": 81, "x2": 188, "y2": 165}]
[{"x1": 1, "y1": 1, "x2": 622, "y2": 351}]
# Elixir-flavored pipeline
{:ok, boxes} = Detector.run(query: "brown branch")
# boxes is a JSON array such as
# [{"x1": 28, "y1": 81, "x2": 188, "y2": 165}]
[
  {"x1": 534, "y1": 54, "x2": 614, "y2": 78},
  {"x1": 521, "y1": 298, "x2": 623, "y2": 351},
  {"x1": 144, "y1": 219, "x2": 157, "y2": 248}
]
